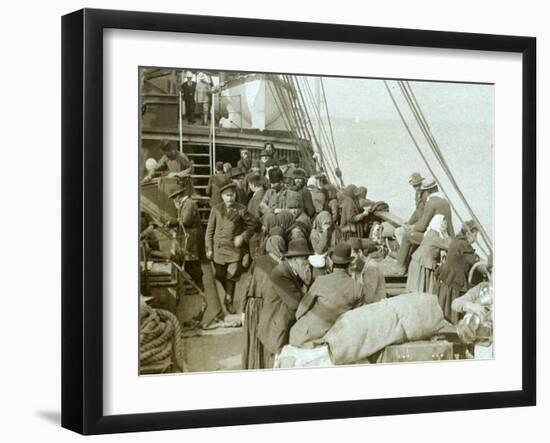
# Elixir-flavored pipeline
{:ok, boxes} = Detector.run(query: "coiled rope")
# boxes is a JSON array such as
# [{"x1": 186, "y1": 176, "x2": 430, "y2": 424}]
[{"x1": 140, "y1": 302, "x2": 187, "y2": 374}]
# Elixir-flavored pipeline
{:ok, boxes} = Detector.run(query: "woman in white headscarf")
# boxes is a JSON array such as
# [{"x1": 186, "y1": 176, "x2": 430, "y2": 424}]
[{"x1": 406, "y1": 214, "x2": 451, "y2": 294}]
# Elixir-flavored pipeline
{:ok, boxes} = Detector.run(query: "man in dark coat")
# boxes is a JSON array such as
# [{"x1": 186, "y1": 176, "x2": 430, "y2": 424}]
[
  {"x1": 181, "y1": 71, "x2": 196, "y2": 123},
  {"x1": 257, "y1": 239, "x2": 313, "y2": 360},
  {"x1": 205, "y1": 180, "x2": 259, "y2": 314},
  {"x1": 395, "y1": 178, "x2": 454, "y2": 273},
  {"x1": 237, "y1": 149, "x2": 252, "y2": 172},
  {"x1": 246, "y1": 173, "x2": 266, "y2": 221},
  {"x1": 289, "y1": 242, "x2": 366, "y2": 348},
  {"x1": 289, "y1": 168, "x2": 316, "y2": 218},
  {"x1": 167, "y1": 185, "x2": 204, "y2": 290}
]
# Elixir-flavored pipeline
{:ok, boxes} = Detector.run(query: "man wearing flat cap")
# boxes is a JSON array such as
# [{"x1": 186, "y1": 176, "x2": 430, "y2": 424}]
[
  {"x1": 289, "y1": 242, "x2": 368, "y2": 348},
  {"x1": 205, "y1": 179, "x2": 259, "y2": 314},
  {"x1": 395, "y1": 172, "x2": 427, "y2": 247},
  {"x1": 258, "y1": 238, "x2": 313, "y2": 363},
  {"x1": 166, "y1": 185, "x2": 204, "y2": 290}
]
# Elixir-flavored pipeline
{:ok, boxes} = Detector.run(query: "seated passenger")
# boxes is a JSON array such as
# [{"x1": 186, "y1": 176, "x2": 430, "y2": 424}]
[
  {"x1": 258, "y1": 239, "x2": 313, "y2": 363},
  {"x1": 289, "y1": 242, "x2": 366, "y2": 348}
]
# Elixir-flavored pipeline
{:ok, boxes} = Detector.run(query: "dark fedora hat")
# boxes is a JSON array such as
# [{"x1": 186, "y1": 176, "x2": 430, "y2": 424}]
[
  {"x1": 268, "y1": 168, "x2": 284, "y2": 183},
  {"x1": 168, "y1": 185, "x2": 187, "y2": 199},
  {"x1": 284, "y1": 238, "x2": 313, "y2": 258},
  {"x1": 231, "y1": 166, "x2": 246, "y2": 178},
  {"x1": 331, "y1": 242, "x2": 353, "y2": 265}
]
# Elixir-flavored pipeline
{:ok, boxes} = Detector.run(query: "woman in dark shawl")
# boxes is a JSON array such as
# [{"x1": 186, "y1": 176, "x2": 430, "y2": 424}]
[
  {"x1": 242, "y1": 235, "x2": 287, "y2": 369},
  {"x1": 276, "y1": 210, "x2": 296, "y2": 233},
  {"x1": 249, "y1": 213, "x2": 279, "y2": 259},
  {"x1": 309, "y1": 210, "x2": 340, "y2": 255},
  {"x1": 339, "y1": 184, "x2": 367, "y2": 240},
  {"x1": 434, "y1": 220, "x2": 480, "y2": 324}
]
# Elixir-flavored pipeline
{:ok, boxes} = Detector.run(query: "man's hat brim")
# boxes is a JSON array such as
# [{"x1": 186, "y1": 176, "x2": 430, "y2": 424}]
[
  {"x1": 219, "y1": 182, "x2": 237, "y2": 193},
  {"x1": 168, "y1": 188, "x2": 186, "y2": 199},
  {"x1": 284, "y1": 249, "x2": 313, "y2": 258},
  {"x1": 330, "y1": 255, "x2": 354, "y2": 265}
]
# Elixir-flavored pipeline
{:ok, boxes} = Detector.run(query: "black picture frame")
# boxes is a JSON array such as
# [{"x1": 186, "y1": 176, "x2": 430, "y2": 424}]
[{"x1": 61, "y1": 8, "x2": 536, "y2": 435}]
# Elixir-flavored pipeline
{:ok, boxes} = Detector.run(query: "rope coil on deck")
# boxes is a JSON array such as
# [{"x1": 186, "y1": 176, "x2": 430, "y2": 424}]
[{"x1": 140, "y1": 302, "x2": 187, "y2": 374}]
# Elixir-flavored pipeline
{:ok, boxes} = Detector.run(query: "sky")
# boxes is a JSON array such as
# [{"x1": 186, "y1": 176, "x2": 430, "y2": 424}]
[{"x1": 321, "y1": 77, "x2": 494, "y2": 125}]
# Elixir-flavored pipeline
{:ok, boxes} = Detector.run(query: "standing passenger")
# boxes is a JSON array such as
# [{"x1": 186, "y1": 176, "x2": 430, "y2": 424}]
[
  {"x1": 195, "y1": 73, "x2": 212, "y2": 125},
  {"x1": 167, "y1": 185, "x2": 204, "y2": 290},
  {"x1": 205, "y1": 180, "x2": 258, "y2": 314},
  {"x1": 243, "y1": 234, "x2": 287, "y2": 369},
  {"x1": 181, "y1": 71, "x2": 196, "y2": 124},
  {"x1": 406, "y1": 214, "x2": 451, "y2": 294},
  {"x1": 435, "y1": 220, "x2": 480, "y2": 323}
]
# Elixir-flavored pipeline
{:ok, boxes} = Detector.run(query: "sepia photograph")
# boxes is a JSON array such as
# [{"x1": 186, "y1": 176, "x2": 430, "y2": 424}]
[{"x1": 138, "y1": 67, "x2": 494, "y2": 375}]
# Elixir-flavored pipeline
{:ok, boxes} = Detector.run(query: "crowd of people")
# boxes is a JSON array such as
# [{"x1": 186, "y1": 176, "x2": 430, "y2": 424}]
[{"x1": 141, "y1": 139, "x2": 493, "y2": 369}]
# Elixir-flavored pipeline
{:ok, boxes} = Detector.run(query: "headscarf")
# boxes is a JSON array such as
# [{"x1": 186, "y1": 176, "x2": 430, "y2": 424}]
[
  {"x1": 265, "y1": 235, "x2": 286, "y2": 259},
  {"x1": 288, "y1": 221, "x2": 309, "y2": 241},
  {"x1": 269, "y1": 226, "x2": 285, "y2": 237},
  {"x1": 427, "y1": 214, "x2": 449, "y2": 238},
  {"x1": 276, "y1": 210, "x2": 296, "y2": 232},
  {"x1": 307, "y1": 176, "x2": 319, "y2": 189},
  {"x1": 312, "y1": 211, "x2": 333, "y2": 231},
  {"x1": 342, "y1": 184, "x2": 358, "y2": 198},
  {"x1": 355, "y1": 186, "x2": 368, "y2": 200},
  {"x1": 262, "y1": 213, "x2": 279, "y2": 233}
]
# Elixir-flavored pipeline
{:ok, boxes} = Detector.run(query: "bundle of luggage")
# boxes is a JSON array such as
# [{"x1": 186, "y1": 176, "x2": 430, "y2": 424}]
[{"x1": 277, "y1": 292, "x2": 455, "y2": 367}]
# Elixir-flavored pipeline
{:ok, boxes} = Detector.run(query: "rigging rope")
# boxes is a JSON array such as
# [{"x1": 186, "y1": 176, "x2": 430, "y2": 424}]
[
  {"x1": 400, "y1": 81, "x2": 493, "y2": 250},
  {"x1": 383, "y1": 80, "x2": 490, "y2": 258},
  {"x1": 288, "y1": 75, "x2": 339, "y2": 183},
  {"x1": 265, "y1": 76, "x2": 310, "y2": 170},
  {"x1": 298, "y1": 77, "x2": 342, "y2": 181},
  {"x1": 320, "y1": 78, "x2": 341, "y2": 170},
  {"x1": 281, "y1": 75, "x2": 335, "y2": 181},
  {"x1": 301, "y1": 77, "x2": 340, "y2": 169}
]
